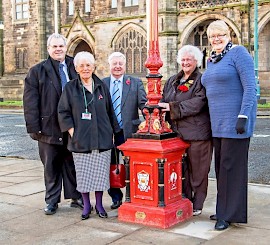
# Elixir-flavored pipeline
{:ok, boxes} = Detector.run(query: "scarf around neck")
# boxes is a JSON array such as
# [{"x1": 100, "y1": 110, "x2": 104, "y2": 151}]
[{"x1": 209, "y1": 41, "x2": 233, "y2": 63}]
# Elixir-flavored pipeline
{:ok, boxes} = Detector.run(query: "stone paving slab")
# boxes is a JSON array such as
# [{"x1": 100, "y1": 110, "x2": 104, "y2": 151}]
[{"x1": 1, "y1": 157, "x2": 270, "y2": 245}]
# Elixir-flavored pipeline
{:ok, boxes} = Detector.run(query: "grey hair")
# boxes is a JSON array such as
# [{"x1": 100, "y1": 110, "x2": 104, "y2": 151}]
[
  {"x1": 73, "y1": 51, "x2": 95, "y2": 66},
  {"x1": 108, "y1": 52, "x2": 126, "y2": 64},
  {"x1": 177, "y1": 45, "x2": 203, "y2": 67},
  {"x1": 47, "y1": 33, "x2": 67, "y2": 47}
]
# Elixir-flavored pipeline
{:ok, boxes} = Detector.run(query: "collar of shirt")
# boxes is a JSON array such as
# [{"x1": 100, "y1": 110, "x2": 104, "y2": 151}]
[{"x1": 110, "y1": 75, "x2": 123, "y2": 97}]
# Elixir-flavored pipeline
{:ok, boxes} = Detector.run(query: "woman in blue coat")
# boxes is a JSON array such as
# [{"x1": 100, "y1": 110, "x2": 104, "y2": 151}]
[{"x1": 201, "y1": 20, "x2": 257, "y2": 230}]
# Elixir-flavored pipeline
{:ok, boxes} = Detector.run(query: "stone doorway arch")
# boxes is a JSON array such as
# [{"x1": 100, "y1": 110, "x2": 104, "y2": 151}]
[{"x1": 67, "y1": 38, "x2": 94, "y2": 58}]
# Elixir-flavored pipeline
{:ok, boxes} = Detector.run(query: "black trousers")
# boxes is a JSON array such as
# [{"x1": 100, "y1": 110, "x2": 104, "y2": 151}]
[
  {"x1": 38, "y1": 141, "x2": 81, "y2": 205},
  {"x1": 213, "y1": 137, "x2": 250, "y2": 223}
]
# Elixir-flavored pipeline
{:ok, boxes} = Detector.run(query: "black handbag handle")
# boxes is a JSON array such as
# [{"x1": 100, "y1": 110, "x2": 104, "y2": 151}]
[{"x1": 114, "y1": 147, "x2": 120, "y2": 174}]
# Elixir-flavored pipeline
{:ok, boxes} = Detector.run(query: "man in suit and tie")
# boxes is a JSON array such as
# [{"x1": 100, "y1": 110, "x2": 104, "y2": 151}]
[
  {"x1": 103, "y1": 52, "x2": 147, "y2": 209},
  {"x1": 23, "y1": 33, "x2": 83, "y2": 215}
]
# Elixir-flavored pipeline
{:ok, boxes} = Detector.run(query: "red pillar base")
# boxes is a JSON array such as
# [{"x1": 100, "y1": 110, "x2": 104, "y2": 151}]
[{"x1": 118, "y1": 198, "x2": 192, "y2": 229}]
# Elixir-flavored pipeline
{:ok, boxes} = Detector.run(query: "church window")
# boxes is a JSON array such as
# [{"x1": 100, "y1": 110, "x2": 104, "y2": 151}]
[
  {"x1": 15, "y1": 0, "x2": 28, "y2": 20},
  {"x1": 85, "y1": 0, "x2": 91, "y2": 13},
  {"x1": 68, "y1": 0, "x2": 74, "y2": 16},
  {"x1": 125, "y1": 0, "x2": 138, "y2": 7},
  {"x1": 111, "y1": 0, "x2": 117, "y2": 8},
  {"x1": 114, "y1": 29, "x2": 147, "y2": 76}
]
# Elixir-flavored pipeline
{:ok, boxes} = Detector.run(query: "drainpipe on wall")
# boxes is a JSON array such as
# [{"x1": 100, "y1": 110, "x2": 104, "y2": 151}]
[
  {"x1": 254, "y1": 0, "x2": 260, "y2": 99},
  {"x1": 248, "y1": 0, "x2": 251, "y2": 52}
]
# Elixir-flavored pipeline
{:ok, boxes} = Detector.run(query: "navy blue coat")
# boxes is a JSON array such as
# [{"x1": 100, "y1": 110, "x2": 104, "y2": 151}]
[
  {"x1": 23, "y1": 56, "x2": 77, "y2": 145},
  {"x1": 58, "y1": 74, "x2": 121, "y2": 153}
]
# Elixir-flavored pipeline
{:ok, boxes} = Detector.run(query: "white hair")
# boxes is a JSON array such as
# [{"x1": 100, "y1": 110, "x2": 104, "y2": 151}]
[
  {"x1": 73, "y1": 51, "x2": 95, "y2": 66},
  {"x1": 47, "y1": 33, "x2": 67, "y2": 47},
  {"x1": 177, "y1": 45, "x2": 203, "y2": 67},
  {"x1": 108, "y1": 52, "x2": 126, "y2": 64}
]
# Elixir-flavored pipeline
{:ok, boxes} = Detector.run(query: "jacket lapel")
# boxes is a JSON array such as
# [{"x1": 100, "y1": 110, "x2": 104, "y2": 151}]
[
  {"x1": 121, "y1": 75, "x2": 131, "y2": 107},
  {"x1": 43, "y1": 59, "x2": 62, "y2": 97}
]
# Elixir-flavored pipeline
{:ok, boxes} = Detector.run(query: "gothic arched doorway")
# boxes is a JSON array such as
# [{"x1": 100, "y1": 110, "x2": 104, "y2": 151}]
[{"x1": 73, "y1": 40, "x2": 92, "y2": 57}]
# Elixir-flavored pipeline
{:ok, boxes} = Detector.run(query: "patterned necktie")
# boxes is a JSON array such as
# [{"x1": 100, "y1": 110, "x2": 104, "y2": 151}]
[
  {"x1": 112, "y1": 80, "x2": 122, "y2": 128},
  {"x1": 59, "y1": 64, "x2": 67, "y2": 90}
]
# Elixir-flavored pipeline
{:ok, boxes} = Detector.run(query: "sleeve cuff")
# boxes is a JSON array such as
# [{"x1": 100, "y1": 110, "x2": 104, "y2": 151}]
[{"x1": 238, "y1": 115, "x2": 248, "y2": 119}]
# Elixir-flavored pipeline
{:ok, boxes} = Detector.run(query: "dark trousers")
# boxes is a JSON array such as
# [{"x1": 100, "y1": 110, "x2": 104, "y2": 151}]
[
  {"x1": 38, "y1": 141, "x2": 81, "y2": 205},
  {"x1": 108, "y1": 145, "x2": 123, "y2": 203},
  {"x1": 213, "y1": 137, "x2": 250, "y2": 223},
  {"x1": 182, "y1": 140, "x2": 213, "y2": 210}
]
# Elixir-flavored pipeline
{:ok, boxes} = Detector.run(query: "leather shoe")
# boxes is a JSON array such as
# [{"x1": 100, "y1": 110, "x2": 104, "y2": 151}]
[
  {"x1": 70, "y1": 198, "x2": 84, "y2": 210},
  {"x1": 95, "y1": 206, "x2": 108, "y2": 218},
  {"x1": 44, "y1": 203, "x2": 58, "y2": 215},
  {"x1": 110, "y1": 200, "x2": 122, "y2": 209},
  {"x1": 210, "y1": 214, "x2": 217, "y2": 220},
  {"x1": 215, "y1": 219, "x2": 230, "y2": 230}
]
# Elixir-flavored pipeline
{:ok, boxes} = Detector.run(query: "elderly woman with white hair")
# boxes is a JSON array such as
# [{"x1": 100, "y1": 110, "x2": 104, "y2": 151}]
[
  {"x1": 159, "y1": 45, "x2": 212, "y2": 216},
  {"x1": 58, "y1": 51, "x2": 121, "y2": 220}
]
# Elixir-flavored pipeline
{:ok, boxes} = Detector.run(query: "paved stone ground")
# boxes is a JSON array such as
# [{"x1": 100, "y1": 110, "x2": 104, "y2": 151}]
[{"x1": 0, "y1": 157, "x2": 270, "y2": 245}]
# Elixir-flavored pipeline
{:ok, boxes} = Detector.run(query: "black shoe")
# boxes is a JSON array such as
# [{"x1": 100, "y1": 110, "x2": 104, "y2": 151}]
[
  {"x1": 215, "y1": 220, "x2": 230, "y2": 231},
  {"x1": 210, "y1": 214, "x2": 217, "y2": 220},
  {"x1": 70, "y1": 198, "x2": 84, "y2": 210},
  {"x1": 44, "y1": 203, "x2": 58, "y2": 215},
  {"x1": 110, "y1": 200, "x2": 122, "y2": 209},
  {"x1": 81, "y1": 206, "x2": 93, "y2": 220},
  {"x1": 95, "y1": 206, "x2": 108, "y2": 218}
]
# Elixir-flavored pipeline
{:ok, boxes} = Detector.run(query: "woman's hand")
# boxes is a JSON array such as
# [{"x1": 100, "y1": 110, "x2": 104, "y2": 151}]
[
  {"x1": 68, "y1": 128, "x2": 74, "y2": 138},
  {"x1": 158, "y1": 102, "x2": 170, "y2": 111}
]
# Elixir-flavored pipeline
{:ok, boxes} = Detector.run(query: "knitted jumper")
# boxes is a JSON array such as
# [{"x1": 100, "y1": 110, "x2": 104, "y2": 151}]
[{"x1": 201, "y1": 46, "x2": 257, "y2": 138}]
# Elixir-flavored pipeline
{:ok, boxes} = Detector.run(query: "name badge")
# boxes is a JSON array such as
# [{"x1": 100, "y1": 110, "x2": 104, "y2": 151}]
[{"x1": 82, "y1": 112, "x2": 91, "y2": 120}]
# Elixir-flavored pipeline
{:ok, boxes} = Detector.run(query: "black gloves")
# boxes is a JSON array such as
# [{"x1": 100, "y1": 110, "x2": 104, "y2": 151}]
[
  {"x1": 235, "y1": 118, "x2": 247, "y2": 134},
  {"x1": 114, "y1": 129, "x2": 125, "y2": 146}
]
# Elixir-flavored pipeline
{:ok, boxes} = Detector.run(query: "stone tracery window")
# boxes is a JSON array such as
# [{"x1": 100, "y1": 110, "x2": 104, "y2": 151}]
[{"x1": 114, "y1": 29, "x2": 147, "y2": 76}]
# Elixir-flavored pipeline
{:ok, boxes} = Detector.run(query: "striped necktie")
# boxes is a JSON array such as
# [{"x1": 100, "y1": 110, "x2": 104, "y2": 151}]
[
  {"x1": 59, "y1": 64, "x2": 67, "y2": 90},
  {"x1": 112, "y1": 80, "x2": 122, "y2": 128}
]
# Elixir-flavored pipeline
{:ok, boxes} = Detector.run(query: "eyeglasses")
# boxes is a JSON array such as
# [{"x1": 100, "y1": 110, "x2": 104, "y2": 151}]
[{"x1": 209, "y1": 34, "x2": 227, "y2": 40}]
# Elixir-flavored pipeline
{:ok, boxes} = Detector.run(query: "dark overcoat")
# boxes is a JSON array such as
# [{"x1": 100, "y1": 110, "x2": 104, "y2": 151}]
[
  {"x1": 102, "y1": 75, "x2": 147, "y2": 140},
  {"x1": 58, "y1": 74, "x2": 121, "y2": 153},
  {"x1": 23, "y1": 56, "x2": 77, "y2": 145},
  {"x1": 162, "y1": 68, "x2": 212, "y2": 141}
]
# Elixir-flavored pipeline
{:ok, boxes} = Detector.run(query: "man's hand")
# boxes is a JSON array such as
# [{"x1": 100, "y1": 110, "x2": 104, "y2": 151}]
[{"x1": 235, "y1": 118, "x2": 247, "y2": 134}]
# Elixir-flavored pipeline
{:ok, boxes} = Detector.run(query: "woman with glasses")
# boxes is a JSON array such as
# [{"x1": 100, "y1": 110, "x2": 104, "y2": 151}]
[
  {"x1": 159, "y1": 45, "x2": 212, "y2": 217},
  {"x1": 201, "y1": 20, "x2": 257, "y2": 230}
]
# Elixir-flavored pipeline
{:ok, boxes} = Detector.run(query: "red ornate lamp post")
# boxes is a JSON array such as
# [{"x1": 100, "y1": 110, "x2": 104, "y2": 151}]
[
  {"x1": 118, "y1": 0, "x2": 192, "y2": 228},
  {"x1": 137, "y1": 0, "x2": 171, "y2": 135}
]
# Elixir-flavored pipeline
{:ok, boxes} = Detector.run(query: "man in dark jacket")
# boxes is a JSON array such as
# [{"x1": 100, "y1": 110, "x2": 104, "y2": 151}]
[
  {"x1": 23, "y1": 33, "x2": 82, "y2": 215},
  {"x1": 103, "y1": 52, "x2": 147, "y2": 209}
]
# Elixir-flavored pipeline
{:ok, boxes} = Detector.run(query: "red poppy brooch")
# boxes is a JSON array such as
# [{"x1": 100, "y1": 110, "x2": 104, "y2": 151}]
[
  {"x1": 126, "y1": 77, "x2": 131, "y2": 85},
  {"x1": 177, "y1": 80, "x2": 194, "y2": 92}
]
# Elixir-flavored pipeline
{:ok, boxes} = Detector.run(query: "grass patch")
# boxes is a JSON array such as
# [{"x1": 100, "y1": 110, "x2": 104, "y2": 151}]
[
  {"x1": 0, "y1": 100, "x2": 23, "y2": 107},
  {"x1": 257, "y1": 102, "x2": 270, "y2": 108}
]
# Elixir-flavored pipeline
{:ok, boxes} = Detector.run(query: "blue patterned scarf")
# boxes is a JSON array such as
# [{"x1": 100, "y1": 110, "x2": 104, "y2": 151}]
[{"x1": 209, "y1": 42, "x2": 233, "y2": 63}]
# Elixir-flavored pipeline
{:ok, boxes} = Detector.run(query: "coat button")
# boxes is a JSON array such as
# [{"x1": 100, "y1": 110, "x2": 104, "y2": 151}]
[{"x1": 59, "y1": 138, "x2": 62, "y2": 141}]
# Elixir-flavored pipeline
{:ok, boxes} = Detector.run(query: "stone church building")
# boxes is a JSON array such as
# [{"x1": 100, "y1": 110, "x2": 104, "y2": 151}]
[{"x1": 0, "y1": 0, "x2": 270, "y2": 100}]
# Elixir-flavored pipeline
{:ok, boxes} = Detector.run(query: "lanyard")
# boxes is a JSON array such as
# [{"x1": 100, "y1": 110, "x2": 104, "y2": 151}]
[{"x1": 82, "y1": 81, "x2": 94, "y2": 113}]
